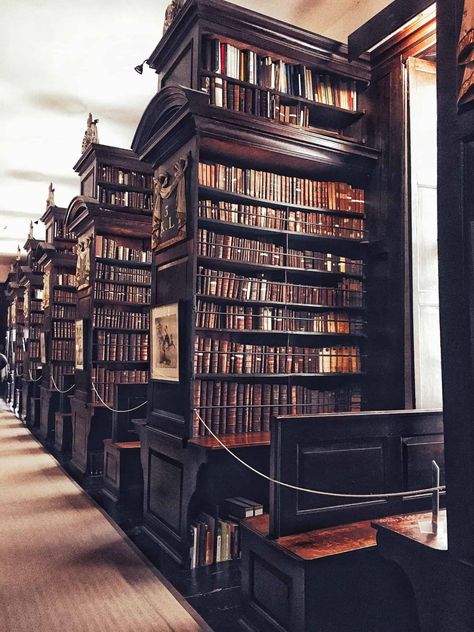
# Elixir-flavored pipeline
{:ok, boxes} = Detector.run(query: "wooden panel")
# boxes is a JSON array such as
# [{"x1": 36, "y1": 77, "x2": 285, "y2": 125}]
[
  {"x1": 148, "y1": 450, "x2": 183, "y2": 532},
  {"x1": 402, "y1": 435, "x2": 445, "y2": 491},
  {"x1": 296, "y1": 441, "x2": 385, "y2": 512},
  {"x1": 105, "y1": 451, "x2": 118, "y2": 483},
  {"x1": 161, "y1": 41, "x2": 194, "y2": 90},
  {"x1": 250, "y1": 553, "x2": 291, "y2": 629},
  {"x1": 270, "y1": 409, "x2": 443, "y2": 538}
]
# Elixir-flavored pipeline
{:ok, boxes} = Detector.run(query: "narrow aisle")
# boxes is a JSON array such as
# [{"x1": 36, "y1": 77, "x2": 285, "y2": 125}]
[{"x1": 0, "y1": 404, "x2": 210, "y2": 632}]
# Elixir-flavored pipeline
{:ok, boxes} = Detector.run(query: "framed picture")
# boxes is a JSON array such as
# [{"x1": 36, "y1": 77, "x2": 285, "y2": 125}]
[
  {"x1": 40, "y1": 332, "x2": 46, "y2": 364},
  {"x1": 75, "y1": 319, "x2": 84, "y2": 370},
  {"x1": 150, "y1": 302, "x2": 179, "y2": 381}
]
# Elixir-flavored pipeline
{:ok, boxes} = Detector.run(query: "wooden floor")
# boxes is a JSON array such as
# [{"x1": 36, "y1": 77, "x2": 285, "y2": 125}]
[{"x1": 0, "y1": 403, "x2": 211, "y2": 632}]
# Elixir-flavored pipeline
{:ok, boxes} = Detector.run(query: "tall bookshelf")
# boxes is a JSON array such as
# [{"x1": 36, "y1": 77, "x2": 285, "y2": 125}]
[
  {"x1": 19, "y1": 231, "x2": 44, "y2": 427},
  {"x1": 38, "y1": 204, "x2": 77, "y2": 443},
  {"x1": 64, "y1": 143, "x2": 152, "y2": 481},
  {"x1": 4, "y1": 256, "x2": 26, "y2": 417},
  {"x1": 131, "y1": 0, "x2": 378, "y2": 566}
]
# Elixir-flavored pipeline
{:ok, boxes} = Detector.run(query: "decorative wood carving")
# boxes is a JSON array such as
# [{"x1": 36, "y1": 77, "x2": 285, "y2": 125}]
[
  {"x1": 46, "y1": 182, "x2": 55, "y2": 209},
  {"x1": 458, "y1": 1, "x2": 474, "y2": 106},
  {"x1": 75, "y1": 237, "x2": 91, "y2": 290},
  {"x1": 163, "y1": 0, "x2": 184, "y2": 34},
  {"x1": 42, "y1": 270, "x2": 50, "y2": 309},
  {"x1": 81, "y1": 113, "x2": 99, "y2": 154},
  {"x1": 151, "y1": 156, "x2": 189, "y2": 251}
]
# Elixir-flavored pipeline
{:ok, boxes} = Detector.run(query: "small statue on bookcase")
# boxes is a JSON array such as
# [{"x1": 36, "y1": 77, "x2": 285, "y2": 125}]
[
  {"x1": 46, "y1": 182, "x2": 55, "y2": 209},
  {"x1": 81, "y1": 113, "x2": 99, "y2": 153},
  {"x1": 42, "y1": 271, "x2": 50, "y2": 310},
  {"x1": 75, "y1": 236, "x2": 92, "y2": 290},
  {"x1": 163, "y1": 0, "x2": 184, "y2": 34},
  {"x1": 152, "y1": 156, "x2": 189, "y2": 251},
  {"x1": 458, "y1": 0, "x2": 474, "y2": 107}
]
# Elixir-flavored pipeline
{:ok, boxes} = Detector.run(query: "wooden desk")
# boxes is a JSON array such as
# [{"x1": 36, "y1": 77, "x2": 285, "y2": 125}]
[
  {"x1": 241, "y1": 514, "x2": 419, "y2": 632},
  {"x1": 372, "y1": 511, "x2": 465, "y2": 632}
]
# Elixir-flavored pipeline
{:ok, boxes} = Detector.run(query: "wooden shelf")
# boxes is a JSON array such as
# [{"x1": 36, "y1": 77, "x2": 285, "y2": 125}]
[
  {"x1": 95, "y1": 277, "x2": 150, "y2": 288},
  {"x1": 189, "y1": 431, "x2": 270, "y2": 449},
  {"x1": 198, "y1": 186, "x2": 366, "y2": 219},
  {"x1": 93, "y1": 299, "x2": 150, "y2": 308},
  {"x1": 95, "y1": 256, "x2": 151, "y2": 269},
  {"x1": 197, "y1": 217, "x2": 367, "y2": 247},
  {"x1": 195, "y1": 327, "x2": 366, "y2": 338},
  {"x1": 197, "y1": 256, "x2": 363, "y2": 280},
  {"x1": 194, "y1": 372, "x2": 363, "y2": 380},
  {"x1": 195, "y1": 293, "x2": 365, "y2": 311},
  {"x1": 97, "y1": 180, "x2": 151, "y2": 193},
  {"x1": 200, "y1": 71, "x2": 364, "y2": 130}
]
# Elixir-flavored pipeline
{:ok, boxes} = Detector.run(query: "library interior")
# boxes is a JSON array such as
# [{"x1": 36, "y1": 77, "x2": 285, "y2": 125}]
[{"x1": 1, "y1": 0, "x2": 473, "y2": 630}]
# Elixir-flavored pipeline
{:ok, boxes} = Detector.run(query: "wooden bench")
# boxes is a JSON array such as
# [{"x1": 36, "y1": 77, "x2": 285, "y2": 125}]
[{"x1": 240, "y1": 409, "x2": 444, "y2": 632}]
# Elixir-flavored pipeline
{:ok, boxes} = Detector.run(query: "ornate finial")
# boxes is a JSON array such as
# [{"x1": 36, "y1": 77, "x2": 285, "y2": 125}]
[
  {"x1": 28, "y1": 220, "x2": 34, "y2": 240},
  {"x1": 46, "y1": 182, "x2": 55, "y2": 208},
  {"x1": 163, "y1": 0, "x2": 184, "y2": 34},
  {"x1": 81, "y1": 112, "x2": 99, "y2": 153},
  {"x1": 16, "y1": 245, "x2": 21, "y2": 261}
]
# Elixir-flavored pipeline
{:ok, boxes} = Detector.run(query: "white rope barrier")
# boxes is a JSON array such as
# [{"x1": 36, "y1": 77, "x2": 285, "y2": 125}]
[
  {"x1": 50, "y1": 374, "x2": 75, "y2": 394},
  {"x1": 91, "y1": 382, "x2": 148, "y2": 413},
  {"x1": 28, "y1": 370, "x2": 43, "y2": 383},
  {"x1": 194, "y1": 410, "x2": 446, "y2": 499}
]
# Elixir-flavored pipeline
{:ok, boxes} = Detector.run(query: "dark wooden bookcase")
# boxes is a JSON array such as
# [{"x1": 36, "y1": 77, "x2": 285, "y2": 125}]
[
  {"x1": 4, "y1": 256, "x2": 26, "y2": 417},
  {"x1": 132, "y1": 0, "x2": 378, "y2": 566},
  {"x1": 38, "y1": 204, "x2": 77, "y2": 443},
  {"x1": 64, "y1": 143, "x2": 152, "y2": 482},
  {"x1": 18, "y1": 232, "x2": 44, "y2": 427}
]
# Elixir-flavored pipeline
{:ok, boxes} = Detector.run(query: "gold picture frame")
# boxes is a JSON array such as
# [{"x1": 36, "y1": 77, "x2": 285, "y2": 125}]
[{"x1": 150, "y1": 303, "x2": 179, "y2": 381}]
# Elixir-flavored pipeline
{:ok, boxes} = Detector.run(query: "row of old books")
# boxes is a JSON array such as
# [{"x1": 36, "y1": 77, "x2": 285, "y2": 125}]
[
  {"x1": 202, "y1": 76, "x2": 311, "y2": 127},
  {"x1": 94, "y1": 282, "x2": 151, "y2": 303},
  {"x1": 55, "y1": 273, "x2": 76, "y2": 286},
  {"x1": 95, "y1": 236, "x2": 152, "y2": 263},
  {"x1": 193, "y1": 381, "x2": 362, "y2": 436},
  {"x1": 28, "y1": 341, "x2": 40, "y2": 359},
  {"x1": 95, "y1": 262, "x2": 151, "y2": 284},
  {"x1": 29, "y1": 298, "x2": 43, "y2": 312},
  {"x1": 29, "y1": 324, "x2": 42, "y2": 338},
  {"x1": 99, "y1": 165, "x2": 153, "y2": 189},
  {"x1": 52, "y1": 340, "x2": 75, "y2": 358},
  {"x1": 198, "y1": 162, "x2": 365, "y2": 212},
  {"x1": 28, "y1": 312, "x2": 43, "y2": 324},
  {"x1": 201, "y1": 37, "x2": 358, "y2": 110},
  {"x1": 92, "y1": 307, "x2": 149, "y2": 330},
  {"x1": 198, "y1": 229, "x2": 282, "y2": 265},
  {"x1": 196, "y1": 267, "x2": 364, "y2": 307},
  {"x1": 53, "y1": 289, "x2": 76, "y2": 304},
  {"x1": 52, "y1": 304, "x2": 76, "y2": 319},
  {"x1": 198, "y1": 229, "x2": 363, "y2": 275},
  {"x1": 193, "y1": 337, "x2": 361, "y2": 374},
  {"x1": 99, "y1": 188, "x2": 152, "y2": 210},
  {"x1": 52, "y1": 321, "x2": 75, "y2": 338},
  {"x1": 198, "y1": 200, "x2": 365, "y2": 240},
  {"x1": 195, "y1": 301, "x2": 365, "y2": 334},
  {"x1": 190, "y1": 498, "x2": 263, "y2": 568},
  {"x1": 91, "y1": 368, "x2": 149, "y2": 404},
  {"x1": 95, "y1": 332, "x2": 149, "y2": 362}
]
